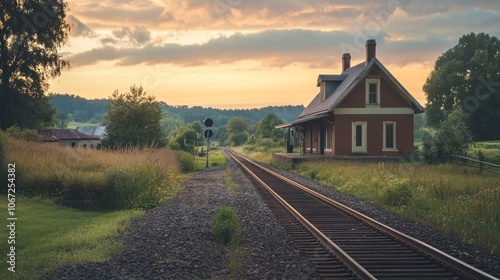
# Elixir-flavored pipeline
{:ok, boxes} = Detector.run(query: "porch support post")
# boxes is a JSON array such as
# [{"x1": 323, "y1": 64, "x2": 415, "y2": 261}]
[
  {"x1": 320, "y1": 122, "x2": 325, "y2": 155},
  {"x1": 309, "y1": 123, "x2": 313, "y2": 154}
]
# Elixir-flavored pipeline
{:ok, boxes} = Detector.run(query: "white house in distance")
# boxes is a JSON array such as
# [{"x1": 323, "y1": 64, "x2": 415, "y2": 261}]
[{"x1": 39, "y1": 129, "x2": 101, "y2": 148}]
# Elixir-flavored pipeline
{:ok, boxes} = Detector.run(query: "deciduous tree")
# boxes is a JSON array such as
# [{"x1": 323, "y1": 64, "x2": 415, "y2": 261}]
[
  {"x1": 102, "y1": 85, "x2": 165, "y2": 148},
  {"x1": 0, "y1": 0, "x2": 71, "y2": 130},
  {"x1": 423, "y1": 33, "x2": 500, "y2": 140}
]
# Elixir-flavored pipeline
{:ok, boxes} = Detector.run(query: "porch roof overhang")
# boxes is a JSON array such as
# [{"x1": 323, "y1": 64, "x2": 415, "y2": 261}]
[{"x1": 275, "y1": 113, "x2": 330, "y2": 129}]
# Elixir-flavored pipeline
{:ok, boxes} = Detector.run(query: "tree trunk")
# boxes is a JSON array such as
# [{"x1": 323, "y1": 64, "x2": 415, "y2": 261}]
[{"x1": 0, "y1": 37, "x2": 11, "y2": 131}]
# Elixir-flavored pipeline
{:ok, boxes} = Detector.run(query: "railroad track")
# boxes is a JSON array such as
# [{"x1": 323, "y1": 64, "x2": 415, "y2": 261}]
[{"x1": 227, "y1": 149, "x2": 499, "y2": 280}]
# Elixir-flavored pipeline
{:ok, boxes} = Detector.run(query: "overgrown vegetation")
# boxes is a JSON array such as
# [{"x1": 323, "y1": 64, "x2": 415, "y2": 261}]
[
  {"x1": 290, "y1": 160, "x2": 500, "y2": 254},
  {"x1": 223, "y1": 167, "x2": 239, "y2": 195},
  {"x1": 0, "y1": 196, "x2": 143, "y2": 280},
  {"x1": 2, "y1": 135, "x2": 182, "y2": 210},
  {"x1": 212, "y1": 205, "x2": 243, "y2": 278}
]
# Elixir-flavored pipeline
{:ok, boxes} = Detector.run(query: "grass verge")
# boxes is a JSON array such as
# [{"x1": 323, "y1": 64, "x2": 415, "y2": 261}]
[
  {"x1": 0, "y1": 196, "x2": 143, "y2": 280},
  {"x1": 194, "y1": 149, "x2": 227, "y2": 170}
]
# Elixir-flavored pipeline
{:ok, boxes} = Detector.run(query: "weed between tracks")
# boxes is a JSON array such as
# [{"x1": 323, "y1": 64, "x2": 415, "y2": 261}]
[
  {"x1": 291, "y1": 161, "x2": 500, "y2": 254},
  {"x1": 212, "y1": 205, "x2": 243, "y2": 279},
  {"x1": 223, "y1": 167, "x2": 239, "y2": 195}
]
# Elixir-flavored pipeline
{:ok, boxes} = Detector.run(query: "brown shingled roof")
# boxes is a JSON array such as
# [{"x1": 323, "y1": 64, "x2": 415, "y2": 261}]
[{"x1": 39, "y1": 129, "x2": 101, "y2": 142}]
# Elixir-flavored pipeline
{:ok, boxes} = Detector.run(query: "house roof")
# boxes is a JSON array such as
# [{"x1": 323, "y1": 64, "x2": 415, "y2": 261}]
[
  {"x1": 317, "y1": 74, "x2": 347, "y2": 86},
  {"x1": 297, "y1": 58, "x2": 424, "y2": 121},
  {"x1": 76, "y1": 126, "x2": 106, "y2": 138},
  {"x1": 39, "y1": 129, "x2": 101, "y2": 142}
]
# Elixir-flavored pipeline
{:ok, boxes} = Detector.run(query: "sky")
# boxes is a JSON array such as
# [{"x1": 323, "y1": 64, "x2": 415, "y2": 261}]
[{"x1": 48, "y1": 0, "x2": 500, "y2": 109}]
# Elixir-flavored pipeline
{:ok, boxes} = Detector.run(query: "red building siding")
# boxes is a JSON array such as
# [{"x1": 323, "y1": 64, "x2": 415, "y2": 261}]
[{"x1": 334, "y1": 114, "x2": 414, "y2": 156}]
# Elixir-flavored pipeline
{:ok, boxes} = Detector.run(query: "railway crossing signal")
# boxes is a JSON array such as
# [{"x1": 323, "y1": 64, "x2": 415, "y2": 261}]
[{"x1": 203, "y1": 118, "x2": 213, "y2": 168}]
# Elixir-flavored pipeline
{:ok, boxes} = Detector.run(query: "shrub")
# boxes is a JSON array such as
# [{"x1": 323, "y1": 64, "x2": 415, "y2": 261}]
[
  {"x1": 6, "y1": 125, "x2": 41, "y2": 142},
  {"x1": 212, "y1": 205, "x2": 240, "y2": 246},
  {"x1": 229, "y1": 132, "x2": 249, "y2": 146},
  {"x1": 174, "y1": 150, "x2": 196, "y2": 172},
  {"x1": 423, "y1": 111, "x2": 473, "y2": 163}
]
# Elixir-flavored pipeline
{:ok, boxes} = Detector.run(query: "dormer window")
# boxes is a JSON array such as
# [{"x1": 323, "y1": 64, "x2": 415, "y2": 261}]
[{"x1": 366, "y1": 78, "x2": 380, "y2": 106}]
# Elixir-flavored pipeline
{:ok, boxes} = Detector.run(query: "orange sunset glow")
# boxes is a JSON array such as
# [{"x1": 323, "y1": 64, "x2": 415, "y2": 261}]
[{"x1": 49, "y1": 1, "x2": 500, "y2": 109}]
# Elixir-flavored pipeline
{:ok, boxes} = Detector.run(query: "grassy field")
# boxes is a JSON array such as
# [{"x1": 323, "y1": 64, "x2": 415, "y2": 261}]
[
  {"x1": 237, "y1": 147, "x2": 500, "y2": 254},
  {"x1": 469, "y1": 141, "x2": 500, "y2": 165},
  {"x1": 0, "y1": 196, "x2": 143, "y2": 280},
  {"x1": 67, "y1": 122, "x2": 101, "y2": 129},
  {"x1": 194, "y1": 149, "x2": 227, "y2": 170}
]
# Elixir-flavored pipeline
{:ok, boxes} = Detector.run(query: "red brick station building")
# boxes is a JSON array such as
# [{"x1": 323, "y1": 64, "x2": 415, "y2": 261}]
[{"x1": 277, "y1": 39, "x2": 424, "y2": 157}]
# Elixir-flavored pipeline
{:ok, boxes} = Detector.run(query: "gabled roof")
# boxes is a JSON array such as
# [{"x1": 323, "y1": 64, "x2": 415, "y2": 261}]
[
  {"x1": 39, "y1": 129, "x2": 100, "y2": 142},
  {"x1": 298, "y1": 58, "x2": 424, "y2": 120}
]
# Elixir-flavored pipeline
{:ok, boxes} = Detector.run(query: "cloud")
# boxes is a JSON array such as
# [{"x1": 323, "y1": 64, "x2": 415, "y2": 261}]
[
  {"x1": 100, "y1": 26, "x2": 152, "y2": 46},
  {"x1": 69, "y1": 28, "x2": 457, "y2": 69},
  {"x1": 67, "y1": 0, "x2": 500, "y2": 33},
  {"x1": 67, "y1": 15, "x2": 96, "y2": 37}
]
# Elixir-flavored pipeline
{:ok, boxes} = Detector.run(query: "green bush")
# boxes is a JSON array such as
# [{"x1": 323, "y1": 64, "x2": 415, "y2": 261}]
[
  {"x1": 423, "y1": 111, "x2": 473, "y2": 163},
  {"x1": 174, "y1": 150, "x2": 196, "y2": 172},
  {"x1": 6, "y1": 125, "x2": 41, "y2": 142},
  {"x1": 212, "y1": 205, "x2": 240, "y2": 246}
]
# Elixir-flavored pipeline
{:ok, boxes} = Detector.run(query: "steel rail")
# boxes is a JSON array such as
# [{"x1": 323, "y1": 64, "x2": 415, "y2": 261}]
[
  {"x1": 228, "y1": 149, "x2": 499, "y2": 280},
  {"x1": 228, "y1": 150, "x2": 376, "y2": 280}
]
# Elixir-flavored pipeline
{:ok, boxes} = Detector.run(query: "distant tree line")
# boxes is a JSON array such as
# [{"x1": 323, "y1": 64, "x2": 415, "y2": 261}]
[{"x1": 50, "y1": 93, "x2": 304, "y2": 127}]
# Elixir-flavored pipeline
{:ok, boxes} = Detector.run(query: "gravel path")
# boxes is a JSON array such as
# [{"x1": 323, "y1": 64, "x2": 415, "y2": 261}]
[{"x1": 48, "y1": 152, "x2": 319, "y2": 279}]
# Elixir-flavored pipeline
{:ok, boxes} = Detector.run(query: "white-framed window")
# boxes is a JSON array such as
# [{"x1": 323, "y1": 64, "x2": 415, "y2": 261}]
[
  {"x1": 383, "y1": 121, "x2": 397, "y2": 151},
  {"x1": 365, "y1": 78, "x2": 380, "y2": 106}
]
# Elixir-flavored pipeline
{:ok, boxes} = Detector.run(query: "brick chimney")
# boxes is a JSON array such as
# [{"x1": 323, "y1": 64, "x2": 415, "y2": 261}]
[
  {"x1": 342, "y1": 53, "x2": 351, "y2": 72},
  {"x1": 365, "y1": 39, "x2": 376, "y2": 63}
]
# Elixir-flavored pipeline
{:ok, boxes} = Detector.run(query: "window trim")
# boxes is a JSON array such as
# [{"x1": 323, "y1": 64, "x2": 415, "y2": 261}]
[
  {"x1": 383, "y1": 121, "x2": 397, "y2": 151},
  {"x1": 365, "y1": 78, "x2": 380, "y2": 107}
]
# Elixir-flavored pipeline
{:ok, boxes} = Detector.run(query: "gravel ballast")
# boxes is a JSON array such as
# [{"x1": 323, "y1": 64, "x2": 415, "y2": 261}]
[{"x1": 48, "y1": 151, "x2": 500, "y2": 279}]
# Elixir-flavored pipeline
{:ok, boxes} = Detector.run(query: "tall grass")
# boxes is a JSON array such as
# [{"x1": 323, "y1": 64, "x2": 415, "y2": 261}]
[
  {"x1": 293, "y1": 160, "x2": 500, "y2": 253},
  {"x1": 3, "y1": 136, "x2": 182, "y2": 210}
]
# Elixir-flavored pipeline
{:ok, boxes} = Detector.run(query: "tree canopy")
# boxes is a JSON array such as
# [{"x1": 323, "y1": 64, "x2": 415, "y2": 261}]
[
  {"x1": 256, "y1": 113, "x2": 284, "y2": 141},
  {"x1": 102, "y1": 85, "x2": 165, "y2": 148},
  {"x1": 0, "y1": 0, "x2": 71, "y2": 130},
  {"x1": 423, "y1": 32, "x2": 500, "y2": 140}
]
